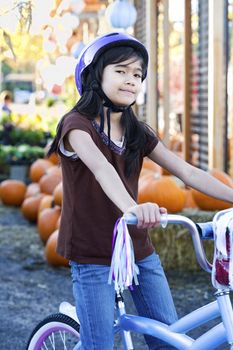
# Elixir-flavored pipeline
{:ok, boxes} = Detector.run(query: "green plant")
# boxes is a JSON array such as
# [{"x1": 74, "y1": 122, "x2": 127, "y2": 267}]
[
  {"x1": 0, "y1": 126, "x2": 49, "y2": 146},
  {"x1": 0, "y1": 144, "x2": 45, "y2": 165}
]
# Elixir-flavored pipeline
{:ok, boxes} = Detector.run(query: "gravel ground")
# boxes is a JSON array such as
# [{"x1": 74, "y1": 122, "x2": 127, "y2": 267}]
[{"x1": 0, "y1": 204, "x2": 229, "y2": 349}]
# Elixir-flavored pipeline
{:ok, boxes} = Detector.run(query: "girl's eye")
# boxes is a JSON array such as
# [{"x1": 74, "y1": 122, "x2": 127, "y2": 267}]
[
  {"x1": 116, "y1": 70, "x2": 125, "y2": 74},
  {"x1": 135, "y1": 74, "x2": 142, "y2": 79}
]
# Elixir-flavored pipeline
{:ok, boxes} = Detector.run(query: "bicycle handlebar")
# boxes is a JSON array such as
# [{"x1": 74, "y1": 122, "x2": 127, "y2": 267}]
[{"x1": 124, "y1": 213, "x2": 213, "y2": 273}]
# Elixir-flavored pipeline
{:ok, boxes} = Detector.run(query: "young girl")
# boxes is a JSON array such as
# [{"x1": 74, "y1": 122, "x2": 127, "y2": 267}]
[{"x1": 48, "y1": 32, "x2": 233, "y2": 350}]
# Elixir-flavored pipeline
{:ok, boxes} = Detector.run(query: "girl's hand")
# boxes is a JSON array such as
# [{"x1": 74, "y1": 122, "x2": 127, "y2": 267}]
[{"x1": 125, "y1": 203, "x2": 167, "y2": 229}]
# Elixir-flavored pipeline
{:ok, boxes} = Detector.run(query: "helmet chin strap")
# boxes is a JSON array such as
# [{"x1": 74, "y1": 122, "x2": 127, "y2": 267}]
[
  {"x1": 87, "y1": 76, "x2": 135, "y2": 144},
  {"x1": 101, "y1": 89, "x2": 134, "y2": 144}
]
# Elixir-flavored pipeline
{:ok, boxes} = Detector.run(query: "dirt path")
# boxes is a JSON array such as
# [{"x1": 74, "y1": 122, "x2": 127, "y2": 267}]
[{"x1": 0, "y1": 204, "x2": 227, "y2": 349}]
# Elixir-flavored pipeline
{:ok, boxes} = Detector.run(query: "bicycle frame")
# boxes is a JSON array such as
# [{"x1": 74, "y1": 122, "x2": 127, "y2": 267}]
[
  {"x1": 57, "y1": 213, "x2": 233, "y2": 350},
  {"x1": 112, "y1": 214, "x2": 233, "y2": 350},
  {"x1": 114, "y1": 292, "x2": 233, "y2": 349}
]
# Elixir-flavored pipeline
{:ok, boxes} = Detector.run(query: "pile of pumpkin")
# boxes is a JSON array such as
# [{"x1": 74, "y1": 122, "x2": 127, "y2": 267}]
[
  {"x1": 0, "y1": 154, "x2": 68, "y2": 267},
  {"x1": 0, "y1": 155, "x2": 233, "y2": 268},
  {"x1": 139, "y1": 158, "x2": 233, "y2": 213}
]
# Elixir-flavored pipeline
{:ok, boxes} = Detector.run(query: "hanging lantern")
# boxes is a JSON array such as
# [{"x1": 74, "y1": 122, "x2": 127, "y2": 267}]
[
  {"x1": 51, "y1": 84, "x2": 62, "y2": 95},
  {"x1": 106, "y1": 0, "x2": 137, "y2": 29},
  {"x1": 71, "y1": 41, "x2": 85, "y2": 59}
]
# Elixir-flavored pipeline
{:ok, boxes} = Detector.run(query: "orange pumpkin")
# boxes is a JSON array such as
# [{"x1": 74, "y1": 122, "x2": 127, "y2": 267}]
[
  {"x1": 44, "y1": 230, "x2": 69, "y2": 267},
  {"x1": 21, "y1": 194, "x2": 45, "y2": 222},
  {"x1": 142, "y1": 158, "x2": 162, "y2": 174},
  {"x1": 25, "y1": 182, "x2": 40, "y2": 198},
  {"x1": 138, "y1": 174, "x2": 186, "y2": 213},
  {"x1": 161, "y1": 152, "x2": 183, "y2": 176},
  {"x1": 56, "y1": 215, "x2": 61, "y2": 229},
  {"x1": 39, "y1": 173, "x2": 62, "y2": 195},
  {"x1": 183, "y1": 188, "x2": 199, "y2": 209},
  {"x1": 0, "y1": 180, "x2": 26, "y2": 206},
  {"x1": 46, "y1": 165, "x2": 62, "y2": 178},
  {"x1": 29, "y1": 159, "x2": 53, "y2": 182},
  {"x1": 47, "y1": 152, "x2": 60, "y2": 165},
  {"x1": 38, "y1": 194, "x2": 54, "y2": 213},
  {"x1": 38, "y1": 206, "x2": 61, "y2": 243},
  {"x1": 191, "y1": 169, "x2": 233, "y2": 211},
  {"x1": 138, "y1": 170, "x2": 156, "y2": 192},
  {"x1": 53, "y1": 182, "x2": 62, "y2": 207},
  {"x1": 161, "y1": 168, "x2": 171, "y2": 176}
]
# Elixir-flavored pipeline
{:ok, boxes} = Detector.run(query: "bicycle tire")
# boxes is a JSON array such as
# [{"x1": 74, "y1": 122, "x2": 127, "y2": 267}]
[{"x1": 26, "y1": 313, "x2": 80, "y2": 350}]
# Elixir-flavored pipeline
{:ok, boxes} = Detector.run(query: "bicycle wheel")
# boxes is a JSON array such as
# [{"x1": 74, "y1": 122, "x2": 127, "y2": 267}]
[{"x1": 26, "y1": 313, "x2": 80, "y2": 350}]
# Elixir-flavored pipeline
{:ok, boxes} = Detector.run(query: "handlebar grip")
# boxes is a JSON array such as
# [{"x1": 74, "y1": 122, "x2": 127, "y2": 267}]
[
  {"x1": 124, "y1": 213, "x2": 168, "y2": 228},
  {"x1": 196, "y1": 222, "x2": 214, "y2": 240},
  {"x1": 124, "y1": 213, "x2": 138, "y2": 225}
]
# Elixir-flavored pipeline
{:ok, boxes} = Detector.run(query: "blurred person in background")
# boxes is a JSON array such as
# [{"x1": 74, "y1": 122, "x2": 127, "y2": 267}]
[{"x1": 0, "y1": 90, "x2": 13, "y2": 120}]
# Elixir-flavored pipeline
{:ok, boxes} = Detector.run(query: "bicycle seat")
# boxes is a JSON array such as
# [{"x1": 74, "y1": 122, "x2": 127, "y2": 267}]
[{"x1": 211, "y1": 209, "x2": 233, "y2": 290}]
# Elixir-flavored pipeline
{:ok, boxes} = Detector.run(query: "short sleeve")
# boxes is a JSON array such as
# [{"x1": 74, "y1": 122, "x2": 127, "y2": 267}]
[
  {"x1": 60, "y1": 112, "x2": 93, "y2": 140},
  {"x1": 58, "y1": 112, "x2": 94, "y2": 159},
  {"x1": 59, "y1": 138, "x2": 78, "y2": 159},
  {"x1": 143, "y1": 127, "x2": 159, "y2": 156}
]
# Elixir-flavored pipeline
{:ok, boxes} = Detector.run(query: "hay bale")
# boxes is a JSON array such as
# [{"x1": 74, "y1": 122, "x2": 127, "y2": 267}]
[{"x1": 150, "y1": 209, "x2": 216, "y2": 271}]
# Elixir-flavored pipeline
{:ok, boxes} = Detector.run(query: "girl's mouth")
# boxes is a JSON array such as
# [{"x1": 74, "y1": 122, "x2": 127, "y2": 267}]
[{"x1": 119, "y1": 89, "x2": 135, "y2": 96}]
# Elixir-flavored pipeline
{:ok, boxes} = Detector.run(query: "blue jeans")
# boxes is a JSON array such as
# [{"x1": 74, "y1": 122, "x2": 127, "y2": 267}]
[{"x1": 70, "y1": 252, "x2": 178, "y2": 350}]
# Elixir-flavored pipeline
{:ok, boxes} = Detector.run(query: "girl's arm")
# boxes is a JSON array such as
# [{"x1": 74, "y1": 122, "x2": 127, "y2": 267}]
[
  {"x1": 148, "y1": 141, "x2": 233, "y2": 204},
  {"x1": 68, "y1": 129, "x2": 163, "y2": 227}
]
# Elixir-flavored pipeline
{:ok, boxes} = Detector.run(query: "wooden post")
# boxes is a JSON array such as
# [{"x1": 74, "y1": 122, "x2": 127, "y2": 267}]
[
  {"x1": 163, "y1": 0, "x2": 170, "y2": 146},
  {"x1": 146, "y1": 0, "x2": 158, "y2": 130},
  {"x1": 183, "y1": 0, "x2": 191, "y2": 162},
  {"x1": 230, "y1": 121, "x2": 233, "y2": 177},
  {"x1": 208, "y1": 0, "x2": 225, "y2": 170}
]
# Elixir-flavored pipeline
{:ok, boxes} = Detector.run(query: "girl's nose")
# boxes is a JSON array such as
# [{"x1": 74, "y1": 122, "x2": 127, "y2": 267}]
[{"x1": 125, "y1": 77, "x2": 135, "y2": 86}]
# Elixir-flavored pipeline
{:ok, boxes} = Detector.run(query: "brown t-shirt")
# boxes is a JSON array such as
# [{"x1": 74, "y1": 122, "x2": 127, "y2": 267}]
[{"x1": 57, "y1": 112, "x2": 158, "y2": 265}]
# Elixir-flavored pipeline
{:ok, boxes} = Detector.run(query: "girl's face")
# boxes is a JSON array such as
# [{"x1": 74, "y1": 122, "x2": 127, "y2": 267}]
[{"x1": 101, "y1": 57, "x2": 143, "y2": 107}]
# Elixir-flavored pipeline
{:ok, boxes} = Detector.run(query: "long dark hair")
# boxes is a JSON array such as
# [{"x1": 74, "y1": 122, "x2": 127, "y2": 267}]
[{"x1": 48, "y1": 46, "x2": 155, "y2": 177}]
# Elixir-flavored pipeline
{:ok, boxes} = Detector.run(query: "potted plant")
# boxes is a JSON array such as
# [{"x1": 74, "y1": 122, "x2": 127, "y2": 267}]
[{"x1": 0, "y1": 144, "x2": 45, "y2": 182}]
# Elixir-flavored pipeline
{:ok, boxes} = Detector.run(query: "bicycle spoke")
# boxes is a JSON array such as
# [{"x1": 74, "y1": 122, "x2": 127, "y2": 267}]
[
  {"x1": 48, "y1": 333, "x2": 56, "y2": 350},
  {"x1": 39, "y1": 330, "x2": 79, "y2": 350},
  {"x1": 27, "y1": 314, "x2": 80, "y2": 350},
  {"x1": 59, "y1": 331, "x2": 68, "y2": 350},
  {"x1": 42, "y1": 341, "x2": 49, "y2": 350}
]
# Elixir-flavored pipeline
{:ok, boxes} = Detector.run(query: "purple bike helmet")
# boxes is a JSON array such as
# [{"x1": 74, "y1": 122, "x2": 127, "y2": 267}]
[{"x1": 75, "y1": 32, "x2": 149, "y2": 96}]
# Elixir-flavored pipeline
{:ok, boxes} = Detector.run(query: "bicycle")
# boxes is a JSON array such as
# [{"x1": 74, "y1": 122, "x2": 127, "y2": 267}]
[{"x1": 27, "y1": 209, "x2": 233, "y2": 350}]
